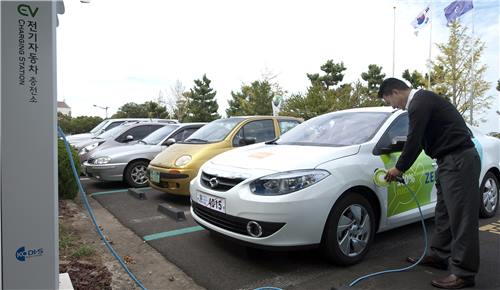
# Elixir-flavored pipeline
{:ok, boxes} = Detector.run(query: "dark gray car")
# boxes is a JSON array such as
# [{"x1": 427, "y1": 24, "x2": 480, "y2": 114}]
[{"x1": 83, "y1": 123, "x2": 205, "y2": 187}]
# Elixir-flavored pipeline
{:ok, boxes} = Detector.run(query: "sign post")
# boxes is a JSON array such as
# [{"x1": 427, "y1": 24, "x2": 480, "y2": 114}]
[{"x1": 1, "y1": 1, "x2": 58, "y2": 288}]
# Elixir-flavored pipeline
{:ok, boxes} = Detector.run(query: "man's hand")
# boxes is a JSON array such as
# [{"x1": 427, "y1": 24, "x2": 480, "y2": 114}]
[{"x1": 385, "y1": 167, "x2": 402, "y2": 182}]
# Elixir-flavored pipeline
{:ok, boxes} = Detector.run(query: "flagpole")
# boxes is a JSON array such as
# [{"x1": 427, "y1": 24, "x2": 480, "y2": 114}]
[
  {"x1": 427, "y1": 2, "x2": 433, "y2": 89},
  {"x1": 393, "y1": 5, "x2": 396, "y2": 77},
  {"x1": 469, "y1": 6, "x2": 475, "y2": 124}
]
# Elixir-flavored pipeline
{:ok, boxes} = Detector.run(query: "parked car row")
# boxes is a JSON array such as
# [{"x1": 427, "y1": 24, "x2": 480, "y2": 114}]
[
  {"x1": 76, "y1": 121, "x2": 168, "y2": 163},
  {"x1": 80, "y1": 110, "x2": 500, "y2": 266},
  {"x1": 83, "y1": 123, "x2": 204, "y2": 187},
  {"x1": 81, "y1": 116, "x2": 301, "y2": 188}
]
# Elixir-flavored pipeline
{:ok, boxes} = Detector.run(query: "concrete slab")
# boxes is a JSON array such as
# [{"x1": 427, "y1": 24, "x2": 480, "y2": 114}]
[
  {"x1": 158, "y1": 203, "x2": 187, "y2": 221},
  {"x1": 128, "y1": 188, "x2": 147, "y2": 200}
]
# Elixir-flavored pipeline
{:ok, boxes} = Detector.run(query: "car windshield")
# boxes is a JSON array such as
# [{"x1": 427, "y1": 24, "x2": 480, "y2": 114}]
[
  {"x1": 90, "y1": 120, "x2": 109, "y2": 134},
  {"x1": 277, "y1": 112, "x2": 389, "y2": 146},
  {"x1": 141, "y1": 124, "x2": 179, "y2": 145},
  {"x1": 181, "y1": 118, "x2": 245, "y2": 143}
]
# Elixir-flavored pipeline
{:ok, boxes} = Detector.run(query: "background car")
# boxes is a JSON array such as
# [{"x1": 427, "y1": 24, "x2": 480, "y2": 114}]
[
  {"x1": 148, "y1": 116, "x2": 302, "y2": 196},
  {"x1": 83, "y1": 123, "x2": 205, "y2": 187},
  {"x1": 190, "y1": 107, "x2": 500, "y2": 265},
  {"x1": 77, "y1": 121, "x2": 167, "y2": 163},
  {"x1": 66, "y1": 118, "x2": 178, "y2": 146}
]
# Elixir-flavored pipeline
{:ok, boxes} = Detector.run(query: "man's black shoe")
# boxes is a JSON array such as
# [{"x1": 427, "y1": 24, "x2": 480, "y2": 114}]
[
  {"x1": 431, "y1": 274, "x2": 475, "y2": 289},
  {"x1": 406, "y1": 255, "x2": 448, "y2": 270}
]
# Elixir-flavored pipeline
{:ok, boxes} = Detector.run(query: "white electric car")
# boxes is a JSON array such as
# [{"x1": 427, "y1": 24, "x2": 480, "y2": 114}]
[{"x1": 190, "y1": 107, "x2": 500, "y2": 265}]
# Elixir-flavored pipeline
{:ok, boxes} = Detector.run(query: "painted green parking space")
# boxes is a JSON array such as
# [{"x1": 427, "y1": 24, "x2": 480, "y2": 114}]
[{"x1": 143, "y1": 226, "x2": 204, "y2": 241}]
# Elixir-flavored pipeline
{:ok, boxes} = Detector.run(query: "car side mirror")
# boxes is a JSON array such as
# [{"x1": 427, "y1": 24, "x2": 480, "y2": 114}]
[
  {"x1": 391, "y1": 136, "x2": 407, "y2": 146},
  {"x1": 379, "y1": 136, "x2": 406, "y2": 154},
  {"x1": 164, "y1": 138, "x2": 176, "y2": 146},
  {"x1": 238, "y1": 137, "x2": 256, "y2": 146},
  {"x1": 125, "y1": 135, "x2": 134, "y2": 142}
]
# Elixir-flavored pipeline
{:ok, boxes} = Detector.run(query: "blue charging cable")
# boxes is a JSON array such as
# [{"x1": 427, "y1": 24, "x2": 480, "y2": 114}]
[
  {"x1": 58, "y1": 127, "x2": 148, "y2": 290},
  {"x1": 349, "y1": 176, "x2": 428, "y2": 287}
]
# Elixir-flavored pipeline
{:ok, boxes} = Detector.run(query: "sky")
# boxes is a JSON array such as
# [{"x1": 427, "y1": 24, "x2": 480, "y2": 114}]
[{"x1": 57, "y1": 0, "x2": 500, "y2": 133}]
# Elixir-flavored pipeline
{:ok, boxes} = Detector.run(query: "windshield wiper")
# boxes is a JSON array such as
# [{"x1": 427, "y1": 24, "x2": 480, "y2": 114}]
[
  {"x1": 138, "y1": 140, "x2": 147, "y2": 145},
  {"x1": 265, "y1": 137, "x2": 279, "y2": 145},
  {"x1": 185, "y1": 138, "x2": 208, "y2": 143}
]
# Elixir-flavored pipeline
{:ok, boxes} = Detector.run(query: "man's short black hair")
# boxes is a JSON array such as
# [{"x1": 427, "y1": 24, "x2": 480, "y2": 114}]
[{"x1": 377, "y1": 78, "x2": 410, "y2": 98}]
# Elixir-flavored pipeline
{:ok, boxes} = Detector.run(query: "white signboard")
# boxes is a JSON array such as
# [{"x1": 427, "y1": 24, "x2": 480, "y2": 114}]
[{"x1": 1, "y1": 1, "x2": 58, "y2": 289}]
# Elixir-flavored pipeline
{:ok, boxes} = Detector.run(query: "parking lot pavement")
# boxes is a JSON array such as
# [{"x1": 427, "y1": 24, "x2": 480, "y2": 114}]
[{"x1": 84, "y1": 180, "x2": 500, "y2": 290}]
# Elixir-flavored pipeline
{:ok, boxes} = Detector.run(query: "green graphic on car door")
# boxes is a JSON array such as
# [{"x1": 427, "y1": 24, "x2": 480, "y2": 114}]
[{"x1": 380, "y1": 152, "x2": 435, "y2": 217}]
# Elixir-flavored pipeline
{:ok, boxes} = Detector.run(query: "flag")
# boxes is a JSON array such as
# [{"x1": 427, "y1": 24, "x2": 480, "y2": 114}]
[
  {"x1": 444, "y1": 0, "x2": 473, "y2": 24},
  {"x1": 411, "y1": 6, "x2": 431, "y2": 36},
  {"x1": 272, "y1": 95, "x2": 283, "y2": 116}
]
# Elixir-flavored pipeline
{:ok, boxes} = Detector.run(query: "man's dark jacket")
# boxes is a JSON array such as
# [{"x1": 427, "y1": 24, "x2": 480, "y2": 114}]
[{"x1": 396, "y1": 89, "x2": 474, "y2": 172}]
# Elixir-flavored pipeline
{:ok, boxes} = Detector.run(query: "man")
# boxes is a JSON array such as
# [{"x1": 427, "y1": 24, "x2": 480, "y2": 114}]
[{"x1": 379, "y1": 78, "x2": 481, "y2": 289}]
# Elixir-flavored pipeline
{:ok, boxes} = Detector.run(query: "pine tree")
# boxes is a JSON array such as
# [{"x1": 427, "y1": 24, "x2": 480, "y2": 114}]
[
  {"x1": 402, "y1": 69, "x2": 426, "y2": 89},
  {"x1": 185, "y1": 74, "x2": 220, "y2": 122},
  {"x1": 226, "y1": 81, "x2": 274, "y2": 116},
  {"x1": 306, "y1": 60, "x2": 346, "y2": 90},
  {"x1": 359, "y1": 64, "x2": 386, "y2": 106},
  {"x1": 226, "y1": 92, "x2": 246, "y2": 116}
]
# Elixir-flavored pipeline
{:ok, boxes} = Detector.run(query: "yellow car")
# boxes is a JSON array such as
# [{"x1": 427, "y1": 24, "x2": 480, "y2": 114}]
[{"x1": 147, "y1": 116, "x2": 302, "y2": 196}]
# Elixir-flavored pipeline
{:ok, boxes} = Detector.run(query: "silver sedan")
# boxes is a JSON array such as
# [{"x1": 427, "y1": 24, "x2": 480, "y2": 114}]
[{"x1": 83, "y1": 123, "x2": 204, "y2": 187}]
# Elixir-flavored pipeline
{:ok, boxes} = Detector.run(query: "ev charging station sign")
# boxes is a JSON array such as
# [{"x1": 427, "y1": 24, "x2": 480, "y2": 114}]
[{"x1": 1, "y1": 1, "x2": 58, "y2": 289}]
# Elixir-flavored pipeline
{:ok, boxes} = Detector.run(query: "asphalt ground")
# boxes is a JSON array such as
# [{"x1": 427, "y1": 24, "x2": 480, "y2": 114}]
[{"x1": 82, "y1": 178, "x2": 500, "y2": 290}]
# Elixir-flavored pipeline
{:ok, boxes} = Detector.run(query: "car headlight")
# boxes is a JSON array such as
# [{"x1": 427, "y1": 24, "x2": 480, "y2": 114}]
[
  {"x1": 79, "y1": 142, "x2": 100, "y2": 155},
  {"x1": 250, "y1": 169, "x2": 330, "y2": 196},
  {"x1": 175, "y1": 155, "x2": 192, "y2": 167},
  {"x1": 94, "y1": 157, "x2": 111, "y2": 165}
]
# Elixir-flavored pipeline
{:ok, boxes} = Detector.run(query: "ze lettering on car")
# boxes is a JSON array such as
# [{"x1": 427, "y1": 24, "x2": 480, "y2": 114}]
[{"x1": 424, "y1": 171, "x2": 436, "y2": 184}]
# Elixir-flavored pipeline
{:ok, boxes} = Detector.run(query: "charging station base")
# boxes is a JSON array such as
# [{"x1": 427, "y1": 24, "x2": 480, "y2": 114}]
[{"x1": 59, "y1": 273, "x2": 74, "y2": 290}]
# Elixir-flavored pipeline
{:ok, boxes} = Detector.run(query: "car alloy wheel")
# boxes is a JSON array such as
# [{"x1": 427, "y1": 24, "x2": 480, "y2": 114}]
[
  {"x1": 480, "y1": 172, "x2": 499, "y2": 218},
  {"x1": 125, "y1": 160, "x2": 150, "y2": 188},
  {"x1": 321, "y1": 192, "x2": 375, "y2": 265},
  {"x1": 131, "y1": 165, "x2": 148, "y2": 184},
  {"x1": 337, "y1": 205, "x2": 371, "y2": 257}
]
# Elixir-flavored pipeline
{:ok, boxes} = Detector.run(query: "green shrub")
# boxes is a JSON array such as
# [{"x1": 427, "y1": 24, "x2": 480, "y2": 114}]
[
  {"x1": 71, "y1": 245, "x2": 95, "y2": 259},
  {"x1": 59, "y1": 224, "x2": 75, "y2": 250},
  {"x1": 58, "y1": 139, "x2": 80, "y2": 199}
]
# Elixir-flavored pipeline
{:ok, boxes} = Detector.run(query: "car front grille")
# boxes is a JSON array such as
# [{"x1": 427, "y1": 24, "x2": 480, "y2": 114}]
[
  {"x1": 200, "y1": 171, "x2": 245, "y2": 191},
  {"x1": 192, "y1": 202, "x2": 285, "y2": 237}
]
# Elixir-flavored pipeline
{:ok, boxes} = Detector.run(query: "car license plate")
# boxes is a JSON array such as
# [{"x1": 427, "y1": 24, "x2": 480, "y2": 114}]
[
  {"x1": 196, "y1": 191, "x2": 225, "y2": 213},
  {"x1": 149, "y1": 170, "x2": 160, "y2": 183}
]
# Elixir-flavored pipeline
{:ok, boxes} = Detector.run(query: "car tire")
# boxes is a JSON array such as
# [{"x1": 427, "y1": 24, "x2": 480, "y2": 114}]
[
  {"x1": 321, "y1": 192, "x2": 376, "y2": 266},
  {"x1": 479, "y1": 172, "x2": 499, "y2": 218},
  {"x1": 124, "y1": 160, "x2": 150, "y2": 188}
]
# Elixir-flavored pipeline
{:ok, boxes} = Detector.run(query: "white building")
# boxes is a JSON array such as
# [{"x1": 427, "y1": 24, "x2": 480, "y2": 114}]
[{"x1": 57, "y1": 100, "x2": 71, "y2": 116}]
